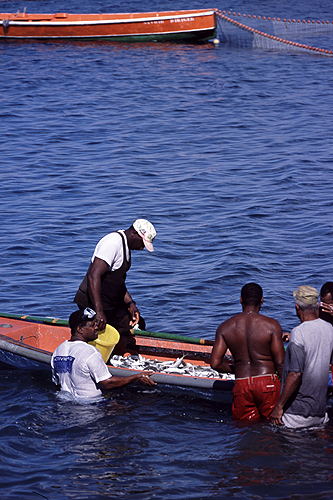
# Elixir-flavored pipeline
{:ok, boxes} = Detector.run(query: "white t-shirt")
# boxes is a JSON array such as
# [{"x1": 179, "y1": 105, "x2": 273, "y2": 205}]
[
  {"x1": 91, "y1": 230, "x2": 129, "y2": 270},
  {"x1": 51, "y1": 340, "x2": 111, "y2": 401}
]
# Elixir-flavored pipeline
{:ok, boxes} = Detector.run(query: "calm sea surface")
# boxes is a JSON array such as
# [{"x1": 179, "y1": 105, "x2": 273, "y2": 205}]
[{"x1": 1, "y1": 0, "x2": 333, "y2": 498}]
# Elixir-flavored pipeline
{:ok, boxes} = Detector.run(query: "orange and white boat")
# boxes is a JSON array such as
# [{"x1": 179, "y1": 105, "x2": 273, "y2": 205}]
[
  {"x1": 0, "y1": 9, "x2": 217, "y2": 43},
  {"x1": 0, "y1": 312, "x2": 234, "y2": 401}
]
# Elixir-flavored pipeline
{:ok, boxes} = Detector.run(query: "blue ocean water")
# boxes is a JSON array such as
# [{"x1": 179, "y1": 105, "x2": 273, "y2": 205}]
[{"x1": 1, "y1": 0, "x2": 333, "y2": 498}]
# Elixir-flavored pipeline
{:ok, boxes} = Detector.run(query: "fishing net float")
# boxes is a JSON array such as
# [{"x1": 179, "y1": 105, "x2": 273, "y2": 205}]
[{"x1": 216, "y1": 10, "x2": 333, "y2": 55}]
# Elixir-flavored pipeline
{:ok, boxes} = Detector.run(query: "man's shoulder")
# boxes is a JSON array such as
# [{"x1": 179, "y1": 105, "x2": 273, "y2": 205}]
[
  {"x1": 291, "y1": 318, "x2": 333, "y2": 343},
  {"x1": 55, "y1": 340, "x2": 95, "y2": 355},
  {"x1": 52, "y1": 340, "x2": 68, "y2": 356},
  {"x1": 217, "y1": 313, "x2": 248, "y2": 342},
  {"x1": 98, "y1": 231, "x2": 123, "y2": 245},
  {"x1": 94, "y1": 231, "x2": 124, "y2": 261},
  {"x1": 217, "y1": 313, "x2": 241, "y2": 332},
  {"x1": 294, "y1": 318, "x2": 333, "y2": 332},
  {"x1": 318, "y1": 317, "x2": 333, "y2": 331},
  {"x1": 258, "y1": 312, "x2": 281, "y2": 326}
]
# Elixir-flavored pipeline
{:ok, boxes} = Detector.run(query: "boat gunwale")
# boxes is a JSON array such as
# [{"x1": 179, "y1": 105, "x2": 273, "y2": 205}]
[{"x1": 107, "y1": 364, "x2": 234, "y2": 390}]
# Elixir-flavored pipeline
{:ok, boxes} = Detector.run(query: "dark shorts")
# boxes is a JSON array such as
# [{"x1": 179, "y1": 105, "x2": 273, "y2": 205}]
[{"x1": 232, "y1": 374, "x2": 281, "y2": 421}]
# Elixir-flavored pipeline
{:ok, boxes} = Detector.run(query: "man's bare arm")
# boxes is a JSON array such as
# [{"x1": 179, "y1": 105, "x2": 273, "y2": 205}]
[
  {"x1": 210, "y1": 327, "x2": 233, "y2": 373},
  {"x1": 270, "y1": 323, "x2": 285, "y2": 379},
  {"x1": 99, "y1": 371, "x2": 157, "y2": 390},
  {"x1": 124, "y1": 290, "x2": 140, "y2": 327},
  {"x1": 270, "y1": 371, "x2": 302, "y2": 425},
  {"x1": 87, "y1": 257, "x2": 109, "y2": 329}
]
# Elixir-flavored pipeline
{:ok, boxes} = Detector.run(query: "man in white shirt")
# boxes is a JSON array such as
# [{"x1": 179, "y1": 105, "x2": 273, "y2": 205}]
[
  {"x1": 51, "y1": 308, "x2": 156, "y2": 402},
  {"x1": 74, "y1": 219, "x2": 156, "y2": 333}
]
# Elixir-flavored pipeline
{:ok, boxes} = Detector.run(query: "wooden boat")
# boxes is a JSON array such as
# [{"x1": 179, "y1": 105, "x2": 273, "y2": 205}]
[
  {"x1": 0, "y1": 9, "x2": 217, "y2": 43},
  {"x1": 0, "y1": 312, "x2": 234, "y2": 401}
]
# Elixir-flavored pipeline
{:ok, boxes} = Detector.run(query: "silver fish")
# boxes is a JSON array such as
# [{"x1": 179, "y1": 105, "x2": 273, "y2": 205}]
[{"x1": 109, "y1": 354, "x2": 235, "y2": 380}]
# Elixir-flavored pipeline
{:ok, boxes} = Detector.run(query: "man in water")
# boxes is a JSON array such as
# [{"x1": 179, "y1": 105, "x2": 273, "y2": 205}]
[
  {"x1": 51, "y1": 308, "x2": 156, "y2": 401},
  {"x1": 271, "y1": 285, "x2": 333, "y2": 429},
  {"x1": 74, "y1": 219, "x2": 156, "y2": 333},
  {"x1": 283, "y1": 281, "x2": 333, "y2": 342},
  {"x1": 319, "y1": 281, "x2": 333, "y2": 325},
  {"x1": 210, "y1": 283, "x2": 285, "y2": 420}
]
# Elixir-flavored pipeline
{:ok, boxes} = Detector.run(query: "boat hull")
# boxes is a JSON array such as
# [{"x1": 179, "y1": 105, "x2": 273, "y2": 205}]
[
  {"x1": 0, "y1": 10, "x2": 217, "y2": 43},
  {"x1": 0, "y1": 314, "x2": 233, "y2": 401}
]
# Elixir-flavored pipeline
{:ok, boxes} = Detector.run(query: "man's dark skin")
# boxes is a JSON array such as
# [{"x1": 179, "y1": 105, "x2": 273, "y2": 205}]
[
  {"x1": 320, "y1": 284, "x2": 333, "y2": 325},
  {"x1": 87, "y1": 227, "x2": 145, "y2": 331},
  {"x1": 69, "y1": 317, "x2": 157, "y2": 390},
  {"x1": 210, "y1": 294, "x2": 285, "y2": 380}
]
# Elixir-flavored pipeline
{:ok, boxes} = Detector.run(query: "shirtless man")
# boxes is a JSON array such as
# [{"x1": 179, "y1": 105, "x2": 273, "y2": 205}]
[{"x1": 210, "y1": 283, "x2": 285, "y2": 420}]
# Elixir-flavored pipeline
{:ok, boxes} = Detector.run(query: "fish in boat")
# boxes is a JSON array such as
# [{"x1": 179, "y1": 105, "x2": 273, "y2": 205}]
[
  {"x1": 0, "y1": 9, "x2": 217, "y2": 43},
  {"x1": 0, "y1": 312, "x2": 234, "y2": 402}
]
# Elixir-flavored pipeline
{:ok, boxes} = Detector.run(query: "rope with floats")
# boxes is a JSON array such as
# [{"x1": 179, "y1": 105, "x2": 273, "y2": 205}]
[
  {"x1": 220, "y1": 10, "x2": 333, "y2": 26},
  {"x1": 216, "y1": 10, "x2": 333, "y2": 55}
]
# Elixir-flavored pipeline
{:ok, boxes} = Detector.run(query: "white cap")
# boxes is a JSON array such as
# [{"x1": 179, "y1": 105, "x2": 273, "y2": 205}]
[{"x1": 133, "y1": 219, "x2": 156, "y2": 252}]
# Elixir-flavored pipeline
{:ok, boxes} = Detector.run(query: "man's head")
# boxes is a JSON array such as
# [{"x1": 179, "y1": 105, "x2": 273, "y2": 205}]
[
  {"x1": 293, "y1": 285, "x2": 319, "y2": 319},
  {"x1": 319, "y1": 282, "x2": 333, "y2": 324},
  {"x1": 241, "y1": 283, "x2": 263, "y2": 308},
  {"x1": 69, "y1": 308, "x2": 97, "y2": 336},
  {"x1": 293, "y1": 285, "x2": 319, "y2": 308},
  {"x1": 127, "y1": 219, "x2": 156, "y2": 252},
  {"x1": 320, "y1": 282, "x2": 333, "y2": 302}
]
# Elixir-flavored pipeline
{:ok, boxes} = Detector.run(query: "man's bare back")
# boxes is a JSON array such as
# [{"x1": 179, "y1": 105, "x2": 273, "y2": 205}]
[
  {"x1": 211, "y1": 310, "x2": 284, "y2": 379},
  {"x1": 210, "y1": 284, "x2": 285, "y2": 379},
  {"x1": 210, "y1": 283, "x2": 285, "y2": 420}
]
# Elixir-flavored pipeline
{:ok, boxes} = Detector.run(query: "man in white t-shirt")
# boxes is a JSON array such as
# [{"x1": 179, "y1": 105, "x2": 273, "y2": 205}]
[
  {"x1": 51, "y1": 308, "x2": 156, "y2": 402},
  {"x1": 74, "y1": 219, "x2": 156, "y2": 333}
]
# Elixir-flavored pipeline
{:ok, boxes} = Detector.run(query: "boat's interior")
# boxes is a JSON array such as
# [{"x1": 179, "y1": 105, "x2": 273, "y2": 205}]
[
  {"x1": 0, "y1": 317, "x2": 70, "y2": 353},
  {"x1": 0, "y1": 316, "x2": 213, "y2": 365}
]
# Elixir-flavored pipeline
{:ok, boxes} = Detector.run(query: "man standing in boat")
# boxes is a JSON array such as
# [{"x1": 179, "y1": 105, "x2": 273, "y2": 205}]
[
  {"x1": 210, "y1": 283, "x2": 285, "y2": 420},
  {"x1": 74, "y1": 219, "x2": 156, "y2": 334},
  {"x1": 271, "y1": 286, "x2": 333, "y2": 429}
]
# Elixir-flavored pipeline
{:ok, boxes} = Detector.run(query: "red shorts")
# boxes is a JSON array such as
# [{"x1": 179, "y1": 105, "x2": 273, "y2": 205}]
[{"x1": 232, "y1": 374, "x2": 281, "y2": 420}]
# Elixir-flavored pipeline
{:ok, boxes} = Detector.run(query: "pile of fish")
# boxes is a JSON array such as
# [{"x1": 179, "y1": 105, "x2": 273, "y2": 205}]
[{"x1": 109, "y1": 354, "x2": 235, "y2": 380}]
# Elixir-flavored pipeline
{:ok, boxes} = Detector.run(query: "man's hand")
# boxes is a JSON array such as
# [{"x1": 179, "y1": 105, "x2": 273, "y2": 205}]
[
  {"x1": 137, "y1": 371, "x2": 157, "y2": 386},
  {"x1": 270, "y1": 405, "x2": 284, "y2": 426},
  {"x1": 320, "y1": 301, "x2": 333, "y2": 316},
  {"x1": 95, "y1": 311, "x2": 107, "y2": 331},
  {"x1": 128, "y1": 302, "x2": 140, "y2": 327},
  {"x1": 271, "y1": 371, "x2": 301, "y2": 426},
  {"x1": 100, "y1": 371, "x2": 157, "y2": 390}
]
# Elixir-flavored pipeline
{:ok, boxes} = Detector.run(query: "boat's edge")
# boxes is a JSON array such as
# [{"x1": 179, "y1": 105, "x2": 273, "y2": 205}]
[
  {"x1": 0, "y1": 338, "x2": 52, "y2": 370},
  {"x1": 0, "y1": 29, "x2": 216, "y2": 44},
  {"x1": 0, "y1": 9, "x2": 217, "y2": 43},
  {"x1": 107, "y1": 365, "x2": 234, "y2": 391}
]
